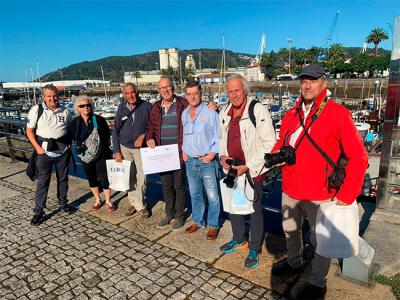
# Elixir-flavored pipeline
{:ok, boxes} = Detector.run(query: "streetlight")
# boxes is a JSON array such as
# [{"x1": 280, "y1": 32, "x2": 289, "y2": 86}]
[
  {"x1": 287, "y1": 38, "x2": 293, "y2": 75},
  {"x1": 374, "y1": 80, "x2": 380, "y2": 111},
  {"x1": 272, "y1": 82, "x2": 275, "y2": 100},
  {"x1": 278, "y1": 83, "x2": 283, "y2": 107},
  {"x1": 334, "y1": 80, "x2": 338, "y2": 99}
]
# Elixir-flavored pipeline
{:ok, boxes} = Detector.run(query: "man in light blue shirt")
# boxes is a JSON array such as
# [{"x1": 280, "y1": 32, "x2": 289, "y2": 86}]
[{"x1": 182, "y1": 81, "x2": 221, "y2": 240}]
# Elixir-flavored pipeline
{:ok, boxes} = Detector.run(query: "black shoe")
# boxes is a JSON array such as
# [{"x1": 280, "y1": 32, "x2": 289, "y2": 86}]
[
  {"x1": 31, "y1": 213, "x2": 44, "y2": 226},
  {"x1": 296, "y1": 283, "x2": 327, "y2": 300},
  {"x1": 125, "y1": 205, "x2": 137, "y2": 216},
  {"x1": 61, "y1": 206, "x2": 71, "y2": 214},
  {"x1": 271, "y1": 258, "x2": 304, "y2": 276}
]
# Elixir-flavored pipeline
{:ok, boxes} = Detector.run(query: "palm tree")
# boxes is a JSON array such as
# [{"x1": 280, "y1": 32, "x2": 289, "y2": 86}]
[
  {"x1": 366, "y1": 28, "x2": 389, "y2": 56},
  {"x1": 132, "y1": 71, "x2": 142, "y2": 86},
  {"x1": 326, "y1": 43, "x2": 346, "y2": 74}
]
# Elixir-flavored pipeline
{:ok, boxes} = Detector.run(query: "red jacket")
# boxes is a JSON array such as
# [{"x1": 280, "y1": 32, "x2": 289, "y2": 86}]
[
  {"x1": 145, "y1": 95, "x2": 188, "y2": 163},
  {"x1": 272, "y1": 89, "x2": 368, "y2": 204}
]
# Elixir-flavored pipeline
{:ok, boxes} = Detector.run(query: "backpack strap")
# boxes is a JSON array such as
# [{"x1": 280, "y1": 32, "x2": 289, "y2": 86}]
[
  {"x1": 35, "y1": 104, "x2": 44, "y2": 129},
  {"x1": 92, "y1": 115, "x2": 98, "y2": 130},
  {"x1": 248, "y1": 100, "x2": 259, "y2": 128}
]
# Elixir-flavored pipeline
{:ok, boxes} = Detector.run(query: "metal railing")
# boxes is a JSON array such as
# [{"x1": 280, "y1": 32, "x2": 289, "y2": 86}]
[{"x1": 0, "y1": 118, "x2": 32, "y2": 161}]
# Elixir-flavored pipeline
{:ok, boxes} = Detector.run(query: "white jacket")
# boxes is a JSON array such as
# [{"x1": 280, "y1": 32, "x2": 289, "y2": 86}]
[{"x1": 219, "y1": 100, "x2": 276, "y2": 178}]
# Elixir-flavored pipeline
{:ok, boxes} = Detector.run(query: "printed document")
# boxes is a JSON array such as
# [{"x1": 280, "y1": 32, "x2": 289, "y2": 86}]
[{"x1": 140, "y1": 144, "x2": 180, "y2": 175}]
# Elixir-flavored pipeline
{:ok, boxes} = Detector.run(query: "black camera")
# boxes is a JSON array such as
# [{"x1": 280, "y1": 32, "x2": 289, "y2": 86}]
[
  {"x1": 264, "y1": 146, "x2": 296, "y2": 168},
  {"x1": 76, "y1": 143, "x2": 88, "y2": 155},
  {"x1": 223, "y1": 158, "x2": 244, "y2": 188}
]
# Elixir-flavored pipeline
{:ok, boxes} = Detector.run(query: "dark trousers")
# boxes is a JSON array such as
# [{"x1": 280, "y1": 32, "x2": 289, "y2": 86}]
[
  {"x1": 230, "y1": 181, "x2": 264, "y2": 252},
  {"x1": 160, "y1": 168, "x2": 186, "y2": 221},
  {"x1": 34, "y1": 151, "x2": 70, "y2": 215}
]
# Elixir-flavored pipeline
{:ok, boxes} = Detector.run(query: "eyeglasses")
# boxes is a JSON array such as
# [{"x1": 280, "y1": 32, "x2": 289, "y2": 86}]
[
  {"x1": 159, "y1": 85, "x2": 172, "y2": 91},
  {"x1": 78, "y1": 104, "x2": 91, "y2": 108}
]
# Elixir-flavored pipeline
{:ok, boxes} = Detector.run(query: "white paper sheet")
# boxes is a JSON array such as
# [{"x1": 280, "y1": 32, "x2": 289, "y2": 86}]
[{"x1": 140, "y1": 144, "x2": 181, "y2": 175}]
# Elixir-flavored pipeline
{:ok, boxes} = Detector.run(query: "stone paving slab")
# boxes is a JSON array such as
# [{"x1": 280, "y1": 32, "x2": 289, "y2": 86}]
[
  {"x1": 0, "y1": 184, "x2": 22, "y2": 200},
  {"x1": 0, "y1": 179, "x2": 283, "y2": 300},
  {"x1": 363, "y1": 210, "x2": 400, "y2": 277},
  {"x1": 214, "y1": 238, "x2": 395, "y2": 300},
  {"x1": 88, "y1": 194, "x2": 135, "y2": 225},
  {"x1": 158, "y1": 220, "x2": 232, "y2": 264},
  {"x1": 120, "y1": 201, "x2": 173, "y2": 241},
  {"x1": 0, "y1": 161, "x2": 26, "y2": 179}
]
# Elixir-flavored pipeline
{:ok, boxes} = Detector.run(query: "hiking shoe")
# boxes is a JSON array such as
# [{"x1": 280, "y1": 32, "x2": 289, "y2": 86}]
[
  {"x1": 245, "y1": 249, "x2": 259, "y2": 268},
  {"x1": 296, "y1": 283, "x2": 327, "y2": 300},
  {"x1": 139, "y1": 209, "x2": 150, "y2": 219},
  {"x1": 125, "y1": 205, "x2": 137, "y2": 216},
  {"x1": 172, "y1": 220, "x2": 184, "y2": 231},
  {"x1": 31, "y1": 213, "x2": 44, "y2": 226},
  {"x1": 271, "y1": 258, "x2": 305, "y2": 276},
  {"x1": 61, "y1": 205, "x2": 71, "y2": 214},
  {"x1": 220, "y1": 240, "x2": 248, "y2": 253},
  {"x1": 157, "y1": 217, "x2": 172, "y2": 228}
]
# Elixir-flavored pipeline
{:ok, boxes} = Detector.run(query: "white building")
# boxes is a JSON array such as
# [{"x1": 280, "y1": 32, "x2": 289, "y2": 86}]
[
  {"x1": 158, "y1": 48, "x2": 180, "y2": 70},
  {"x1": 185, "y1": 55, "x2": 196, "y2": 69},
  {"x1": 124, "y1": 70, "x2": 162, "y2": 85},
  {"x1": 245, "y1": 63, "x2": 264, "y2": 82}
]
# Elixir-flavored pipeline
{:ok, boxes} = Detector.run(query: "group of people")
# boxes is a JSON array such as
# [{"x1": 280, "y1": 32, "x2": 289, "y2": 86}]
[{"x1": 26, "y1": 64, "x2": 368, "y2": 300}]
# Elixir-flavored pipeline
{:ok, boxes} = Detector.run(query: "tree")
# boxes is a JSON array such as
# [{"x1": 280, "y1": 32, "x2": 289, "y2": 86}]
[
  {"x1": 132, "y1": 71, "x2": 142, "y2": 86},
  {"x1": 325, "y1": 43, "x2": 346, "y2": 73},
  {"x1": 366, "y1": 28, "x2": 389, "y2": 56},
  {"x1": 260, "y1": 51, "x2": 279, "y2": 80},
  {"x1": 350, "y1": 53, "x2": 372, "y2": 76}
]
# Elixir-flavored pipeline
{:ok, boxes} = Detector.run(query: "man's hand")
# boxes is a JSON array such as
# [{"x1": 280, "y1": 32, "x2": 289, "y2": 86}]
[
  {"x1": 36, "y1": 146, "x2": 45, "y2": 155},
  {"x1": 182, "y1": 152, "x2": 188, "y2": 161},
  {"x1": 134, "y1": 134, "x2": 145, "y2": 148},
  {"x1": 114, "y1": 152, "x2": 123, "y2": 163},
  {"x1": 220, "y1": 155, "x2": 232, "y2": 170},
  {"x1": 233, "y1": 165, "x2": 249, "y2": 176},
  {"x1": 201, "y1": 152, "x2": 216, "y2": 164},
  {"x1": 333, "y1": 197, "x2": 349, "y2": 206},
  {"x1": 146, "y1": 139, "x2": 156, "y2": 149}
]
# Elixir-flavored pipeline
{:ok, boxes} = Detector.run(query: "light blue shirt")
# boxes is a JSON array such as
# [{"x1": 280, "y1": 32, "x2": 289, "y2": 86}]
[{"x1": 182, "y1": 103, "x2": 219, "y2": 158}]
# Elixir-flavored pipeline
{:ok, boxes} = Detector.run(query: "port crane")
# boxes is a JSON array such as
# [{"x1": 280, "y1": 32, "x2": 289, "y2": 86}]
[{"x1": 318, "y1": 10, "x2": 340, "y2": 61}]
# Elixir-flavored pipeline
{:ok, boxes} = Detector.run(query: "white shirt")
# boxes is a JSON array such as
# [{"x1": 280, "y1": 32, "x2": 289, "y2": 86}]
[
  {"x1": 289, "y1": 102, "x2": 313, "y2": 147},
  {"x1": 27, "y1": 102, "x2": 72, "y2": 157}
]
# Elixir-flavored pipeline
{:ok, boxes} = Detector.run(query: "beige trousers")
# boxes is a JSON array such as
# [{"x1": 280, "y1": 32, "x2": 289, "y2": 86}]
[
  {"x1": 282, "y1": 193, "x2": 332, "y2": 288},
  {"x1": 120, "y1": 145, "x2": 146, "y2": 211}
]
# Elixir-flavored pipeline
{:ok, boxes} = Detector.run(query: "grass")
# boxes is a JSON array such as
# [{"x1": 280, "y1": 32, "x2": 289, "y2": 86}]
[{"x1": 371, "y1": 273, "x2": 400, "y2": 299}]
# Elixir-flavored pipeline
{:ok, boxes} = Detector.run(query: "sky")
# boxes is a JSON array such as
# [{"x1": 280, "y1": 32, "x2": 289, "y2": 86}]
[{"x1": 1, "y1": 0, "x2": 399, "y2": 82}]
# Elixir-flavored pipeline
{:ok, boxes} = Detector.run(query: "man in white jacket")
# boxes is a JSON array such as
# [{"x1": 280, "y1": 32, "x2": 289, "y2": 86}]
[{"x1": 219, "y1": 74, "x2": 276, "y2": 268}]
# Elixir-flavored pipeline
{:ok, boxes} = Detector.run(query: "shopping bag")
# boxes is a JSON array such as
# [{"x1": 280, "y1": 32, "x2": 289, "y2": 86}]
[
  {"x1": 220, "y1": 174, "x2": 254, "y2": 215},
  {"x1": 316, "y1": 200, "x2": 359, "y2": 258},
  {"x1": 106, "y1": 159, "x2": 131, "y2": 191}
]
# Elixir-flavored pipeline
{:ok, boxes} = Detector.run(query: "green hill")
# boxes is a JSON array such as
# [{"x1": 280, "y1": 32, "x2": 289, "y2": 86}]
[
  {"x1": 42, "y1": 49, "x2": 255, "y2": 82},
  {"x1": 41, "y1": 47, "x2": 391, "y2": 82}
]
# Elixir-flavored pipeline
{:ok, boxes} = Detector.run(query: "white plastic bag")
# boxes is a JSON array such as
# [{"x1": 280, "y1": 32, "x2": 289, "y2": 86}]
[
  {"x1": 316, "y1": 200, "x2": 359, "y2": 258},
  {"x1": 106, "y1": 159, "x2": 131, "y2": 191},
  {"x1": 220, "y1": 174, "x2": 255, "y2": 215}
]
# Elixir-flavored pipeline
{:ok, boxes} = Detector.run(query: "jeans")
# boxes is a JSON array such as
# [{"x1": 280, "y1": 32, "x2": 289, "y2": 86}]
[{"x1": 185, "y1": 158, "x2": 221, "y2": 229}]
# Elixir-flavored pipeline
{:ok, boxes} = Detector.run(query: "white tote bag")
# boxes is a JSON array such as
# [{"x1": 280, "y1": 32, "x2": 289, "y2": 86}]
[
  {"x1": 316, "y1": 200, "x2": 359, "y2": 258},
  {"x1": 220, "y1": 174, "x2": 255, "y2": 215},
  {"x1": 106, "y1": 159, "x2": 132, "y2": 191}
]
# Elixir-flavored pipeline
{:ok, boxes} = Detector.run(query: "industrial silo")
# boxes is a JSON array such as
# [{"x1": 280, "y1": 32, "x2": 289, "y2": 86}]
[
  {"x1": 185, "y1": 55, "x2": 195, "y2": 69},
  {"x1": 168, "y1": 48, "x2": 179, "y2": 69},
  {"x1": 159, "y1": 49, "x2": 169, "y2": 70}
]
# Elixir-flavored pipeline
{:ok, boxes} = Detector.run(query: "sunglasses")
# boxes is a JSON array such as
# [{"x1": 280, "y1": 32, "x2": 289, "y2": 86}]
[{"x1": 78, "y1": 104, "x2": 91, "y2": 108}]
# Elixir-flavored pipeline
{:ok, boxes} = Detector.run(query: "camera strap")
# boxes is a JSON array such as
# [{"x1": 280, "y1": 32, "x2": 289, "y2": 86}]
[
  {"x1": 293, "y1": 96, "x2": 329, "y2": 151},
  {"x1": 297, "y1": 97, "x2": 335, "y2": 167}
]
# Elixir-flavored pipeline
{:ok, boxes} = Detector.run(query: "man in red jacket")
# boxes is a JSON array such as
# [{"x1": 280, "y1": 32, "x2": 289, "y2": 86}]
[
  {"x1": 270, "y1": 65, "x2": 368, "y2": 299},
  {"x1": 146, "y1": 76, "x2": 189, "y2": 230}
]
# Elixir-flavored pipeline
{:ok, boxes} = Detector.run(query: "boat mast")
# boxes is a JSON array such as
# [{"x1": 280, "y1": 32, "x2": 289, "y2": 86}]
[
  {"x1": 218, "y1": 32, "x2": 226, "y2": 94},
  {"x1": 100, "y1": 65, "x2": 108, "y2": 99}
]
